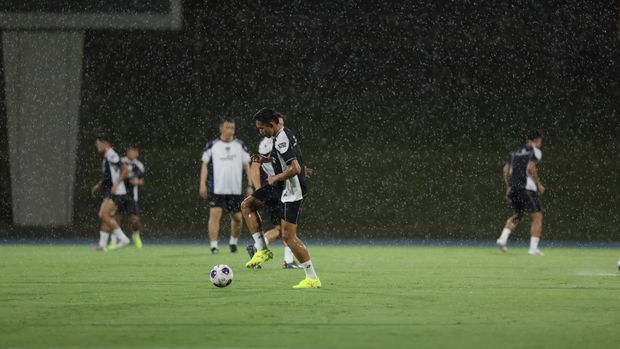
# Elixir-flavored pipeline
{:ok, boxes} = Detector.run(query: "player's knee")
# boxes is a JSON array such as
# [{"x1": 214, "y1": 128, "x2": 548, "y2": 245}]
[{"x1": 240, "y1": 198, "x2": 251, "y2": 212}]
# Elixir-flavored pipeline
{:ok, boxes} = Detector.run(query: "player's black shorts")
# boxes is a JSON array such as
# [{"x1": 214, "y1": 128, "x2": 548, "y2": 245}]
[
  {"x1": 208, "y1": 194, "x2": 243, "y2": 213},
  {"x1": 510, "y1": 189, "x2": 543, "y2": 214},
  {"x1": 103, "y1": 192, "x2": 128, "y2": 210},
  {"x1": 252, "y1": 185, "x2": 282, "y2": 226},
  {"x1": 116, "y1": 195, "x2": 140, "y2": 215},
  {"x1": 281, "y1": 199, "x2": 303, "y2": 224}
]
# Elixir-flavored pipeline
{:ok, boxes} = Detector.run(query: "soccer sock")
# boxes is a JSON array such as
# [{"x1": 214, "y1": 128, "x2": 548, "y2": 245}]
[
  {"x1": 301, "y1": 260, "x2": 318, "y2": 279},
  {"x1": 229, "y1": 236, "x2": 239, "y2": 246},
  {"x1": 99, "y1": 231, "x2": 110, "y2": 248},
  {"x1": 498, "y1": 228, "x2": 511, "y2": 244},
  {"x1": 113, "y1": 227, "x2": 130, "y2": 242},
  {"x1": 252, "y1": 232, "x2": 266, "y2": 250},
  {"x1": 132, "y1": 231, "x2": 140, "y2": 238},
  {"x1": 210, "y1": 240, "x2": 218, "y2": 249},
  {"x1": 529, "y1": 237, "x2": 540, "y2": 251},
  {"x1": 284, "y1": 246, "x2": 295, "y2": 264}
]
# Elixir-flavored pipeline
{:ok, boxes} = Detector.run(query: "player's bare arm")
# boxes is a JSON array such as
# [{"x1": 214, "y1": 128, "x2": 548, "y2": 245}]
[
  {"x1": 130, "y1": 177, "x2": 144, "y2": 186},
  {"x1": 268, "y1": 159, "x2": 301, "y2": 186},
  {"x1": 250, "y1": 162, "x2": 262, "y2": 190},
  {"x1": 251, "y1": 153, "x2": 271, "y2": 163},
  {"x1": 502, "y1": 163, "x2": 510, "y2": 202},
  {"x1": 527, "y1": 162, "x2": 545, "y2": 195},
  {"x1": 91, "y1": 180, "x2": 102, "y2": 198},
  {"x1": 199, "y1": 162, "x2": 208, "y2": 198},
  {"x1": 111, "y1": 164, "x2": 129, "y2": 195},
  {"x1": 244, "y1": 163, "x2": 254, "y2": 196}
]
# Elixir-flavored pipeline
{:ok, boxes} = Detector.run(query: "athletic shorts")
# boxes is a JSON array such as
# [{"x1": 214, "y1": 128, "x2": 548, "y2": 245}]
[
  {"x1": 116, "y1": 195, "x2": 140, "y2": 216},
  {"x1": 103, "y1": 193, "x2": 128, "y2": 210},
  {"x1": 252, "y1": 185, "x2": 282, "y2": 226},
  {"x1": 208, "y1": 194, "x2": 243, "y2": 213},
  {"x1": 281, "y1": 200, "x2": 303, "y2": 225},
  {"x1": 510, "y1": 189, "x2": 543, "y2": 214}
]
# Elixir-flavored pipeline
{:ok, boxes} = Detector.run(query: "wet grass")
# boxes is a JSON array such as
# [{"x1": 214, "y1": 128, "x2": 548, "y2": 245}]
[{"x1": 1, "y1": 244, "x2": 619, "y2": 348}]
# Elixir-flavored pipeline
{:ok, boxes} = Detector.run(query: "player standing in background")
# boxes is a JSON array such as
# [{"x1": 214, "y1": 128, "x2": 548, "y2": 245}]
[
  {"x1": 496, "y1": 130, "x2": 546, "y2": 256},
  {"x1": 110, "y1": 144, "x2": 145, "y2": 250},
  {"x1": 199, "y1": 117, "x2": 253, "y2": 254},
  {"x1": 90, "y1": 130, "x2": 132, "y2": 251},
  {"x1": 246, "y1": 114, "x2": 302, "y2": 269},
  {"x1": 242, "y1": 108, "x2": 321, "y2": 289}
]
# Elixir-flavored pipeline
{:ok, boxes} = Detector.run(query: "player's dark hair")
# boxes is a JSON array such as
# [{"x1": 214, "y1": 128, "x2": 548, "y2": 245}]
[
  {"x1": 254, "y1": 108, "x2": 280, "y2": 124},
  {"x1": 127, "y1": 143, "x2": 139, "y2": 150},
  {"x1": 95, "y1": 129, "x2": 112, "y2": 143},
  {"x1": 527, "y1": 129, "x2": 543, "y2": 141},
  {"x1": 219, "y1": 116, "x2": 235, "y2": 125}
]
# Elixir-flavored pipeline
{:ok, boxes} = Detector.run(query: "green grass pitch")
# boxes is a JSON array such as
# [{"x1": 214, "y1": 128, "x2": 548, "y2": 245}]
[{"x1": 1, "y1": 244, "x2": 619, "y2": 348}]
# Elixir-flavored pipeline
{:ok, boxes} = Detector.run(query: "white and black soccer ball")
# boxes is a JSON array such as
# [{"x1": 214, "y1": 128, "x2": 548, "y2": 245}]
[
  {"x1": 617, "y1": 260, "x2": 620, "y2": 272},
  {"x1": 210, "y1": 264, "x2": 233, "y2": 288}
]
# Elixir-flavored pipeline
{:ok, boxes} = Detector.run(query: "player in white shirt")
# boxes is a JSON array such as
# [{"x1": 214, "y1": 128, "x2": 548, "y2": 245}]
[
  {"x1": 247, "y1": 115, "x2": 315, "y2": 269},
  {"x1": 90, "y1": 130, "x2": 132, "y2": 251},
  {"x1": 242, "y1": 108, "x2": 321, "y2": 289},
  {"x1": 199, "y1": 117, "x2": 253, "y2": 254}
]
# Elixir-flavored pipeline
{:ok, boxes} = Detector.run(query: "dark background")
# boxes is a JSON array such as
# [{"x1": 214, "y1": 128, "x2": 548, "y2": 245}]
[{"x1": 1, "y1": 0, "x2": 619, "y2": 241}]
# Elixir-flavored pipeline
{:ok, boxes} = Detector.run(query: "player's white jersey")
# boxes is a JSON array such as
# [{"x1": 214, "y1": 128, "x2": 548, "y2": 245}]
[
  {"x1": 121, "y1": 157, "x2": 145, "y2": 202},
  {"x1": 202, "y1": 138, "x2": 251, "y2": 195},
  {"x1": 525, "y1": 147, "x2": 542, "y2": 191},
  {"x1": 102, "y1": 148, "x2": 127, "y2": 195},
  {"x1": 272, "y1": 128, "x2": 306, "y2": 202},
  {"x1": 258, "y1": 137, "x2": 275, "y2": 177}
]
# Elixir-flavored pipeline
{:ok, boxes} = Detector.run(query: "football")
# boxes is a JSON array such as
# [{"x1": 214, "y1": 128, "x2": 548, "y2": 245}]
[
  {"x1": 210, "y1": 264, "x2": 233, "y2": 288},
  {"x1": 617, "y1": 260, "x2": 620, "y2": 272}
]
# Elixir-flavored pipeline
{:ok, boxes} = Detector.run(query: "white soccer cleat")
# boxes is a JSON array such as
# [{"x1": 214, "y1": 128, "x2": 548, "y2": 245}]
[
  {"x1": 528, "y1": 249, "x2": 544, "y2": 256},
  {"x1": 115, "y1": 239, "x2": 131, "y2": 250},
  {"x1": 496, "y1": 239, "x2": 508, "y2": 252}
]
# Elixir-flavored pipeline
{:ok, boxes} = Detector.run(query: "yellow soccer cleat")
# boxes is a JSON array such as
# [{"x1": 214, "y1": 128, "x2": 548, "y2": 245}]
[
  {"x1": 107, "y1": 240, "x2": 117, "y2": 251},
  {"x1": 292, "y1": 277, "x2": 322, "y2": 289},
  {"x1": 133, "y1": 234, "x2": 143, "y2": 249},
  {"x1": 245, "y1": 248, "x2": 273, "y2": 268}
]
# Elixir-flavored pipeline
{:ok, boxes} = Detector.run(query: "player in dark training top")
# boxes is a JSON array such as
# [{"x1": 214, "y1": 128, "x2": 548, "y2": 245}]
[
  {"x1": 496, "y1": 130, "x2": 546, "y2": 256},
  {"x1": 241, "y1": 108, "x2": 321, "y2": 289}
]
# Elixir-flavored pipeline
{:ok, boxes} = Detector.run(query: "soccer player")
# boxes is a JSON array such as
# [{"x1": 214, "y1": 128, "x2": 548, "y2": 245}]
[
  {"x1": 242, "y1": 108, "x2": 321, "y2": 289},
  {"x1": 246, "y1": 114, "x2": 302, "y2": 269},
  {"x1": 496, "y1": 130, "x2": 546, "y2": 256},
  {"x1": 199, "y1": 117, "x2": 252, "y2": 254},
  {"x1": 110, "y1": 144, "x2": 145, "y2": 249},
  {"x1": 90, "y1": 130, "x2": 132, "y2": 251}
]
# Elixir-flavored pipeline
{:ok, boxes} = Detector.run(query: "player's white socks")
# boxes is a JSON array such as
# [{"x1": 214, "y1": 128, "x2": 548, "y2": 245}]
[
  {"x1": 210, "y1": 240, "x2": 218, "y2": 249},
  {"x1": 229, "y1": 236, "x2": 239, "y2": 246},
  {"x1": 113, "y1": 228, "x2": 130, "y2": 243},
  {"x1": 252, "y1": 232, "x2": 267, "y2": 250},
  {"x1": 497, "y1": 228, "x2": 511, "y2": 245},
  {"x1": 529, "y1": 237, "x2": 540, "y2": 252},
  {"x1": 284, "y1": 246, "x2": 295, "y2": 264},
  {"x1": 99, "y1": 231, "x2": 110, "y2": 248},
  {"x1": 132, "y1": 231, "x2": 140, "y2": 238},
  {"x1": 301, "y1": 260, "x2": 318, "y2": 279}
]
